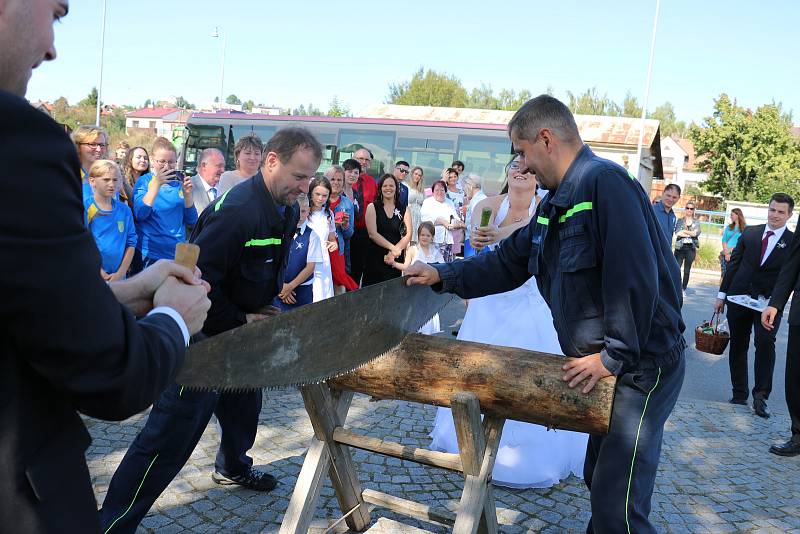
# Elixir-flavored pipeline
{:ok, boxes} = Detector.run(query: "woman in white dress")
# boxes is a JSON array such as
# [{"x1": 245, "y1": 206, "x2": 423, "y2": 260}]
[
  {"x1": 421, "y1": 180, "x2": 466, "y2": 263},
  {"x1": 387, "y1": 221, "x2": 443, "y2": 334},
  {"x1": 407, "y1": 166, "x2": 426, "y2": 242},
  {"x1": 307, "y1": 176, "x2": 337, "y2": 301},
  {"x1": 429, "y1": 159, "x2": 588, "y2": 489}
]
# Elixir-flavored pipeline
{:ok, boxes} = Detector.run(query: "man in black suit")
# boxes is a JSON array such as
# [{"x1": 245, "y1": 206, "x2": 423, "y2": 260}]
[
  {"x1": 0, "y1": 2, "x2": 211, "y2": 532},
  {"x1": 762, "y1": 222, "x2": 800, "y2": 455},
  {"x1": 715, "y1": 193, "x2": 795, "y2": 418}
]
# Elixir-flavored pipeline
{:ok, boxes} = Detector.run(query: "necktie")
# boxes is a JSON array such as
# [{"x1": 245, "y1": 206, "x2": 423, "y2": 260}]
[
  {"x1": 760, "y1": 230, "x2": 774, "y2": 264},
  {"x1": 209, "y1": 187, "x2": 217, "y2": 201}
]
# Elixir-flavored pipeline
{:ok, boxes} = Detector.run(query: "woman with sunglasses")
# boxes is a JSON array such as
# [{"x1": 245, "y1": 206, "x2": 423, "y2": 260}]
[{"x1": 674, "y1": 202, "x2": 702, "y2": 293}]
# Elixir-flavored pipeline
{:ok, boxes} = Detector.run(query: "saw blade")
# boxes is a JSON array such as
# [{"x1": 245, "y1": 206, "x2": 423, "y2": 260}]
[{"x1": 176, "y1": 276, "x2": 453, "y2": 391}]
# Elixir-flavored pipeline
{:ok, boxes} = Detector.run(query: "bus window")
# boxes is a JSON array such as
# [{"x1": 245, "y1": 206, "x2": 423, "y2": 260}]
[
  {"x1": 395, "y1": 137, "x2": 455, "y2": 186},
  {"x1": 318, "y1": 144, "x2": 338, "y2": 176},
  {"x1": 456, "y1": 135, "x2": 513, "y2": 194},
  {"x1": 182, "y1": 125, "x2": 226, "y2": 175},
  {"x1": 339, "y1": 129, "x2": 395, "y2": 178},
  {"x1": 231, "y1": 125, "x2": 252, "y2": 143},
  {"x1": 252, "y1": 126, "x2": 276, "y2": 144}
]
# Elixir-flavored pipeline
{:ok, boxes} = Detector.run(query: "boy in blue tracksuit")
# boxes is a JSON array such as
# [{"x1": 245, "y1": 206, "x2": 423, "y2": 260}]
[
  {"x1": 275, "y1": 196, "x2": 320, "y2": 310},
  {"x1": 408, "y1": 96, "x2": 685, "y2": 534},
  {"x1": 85, "y1": 160, "x2": 137, "y2": 280}
]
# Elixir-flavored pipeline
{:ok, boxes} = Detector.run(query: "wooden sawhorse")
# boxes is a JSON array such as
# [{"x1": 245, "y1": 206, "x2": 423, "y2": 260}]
[{"x1": 279, "y1": 383, "x2": 504, "y2": 533}]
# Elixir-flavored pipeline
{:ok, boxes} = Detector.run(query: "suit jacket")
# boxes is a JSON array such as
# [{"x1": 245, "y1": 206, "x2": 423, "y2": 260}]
[
  {"x1": 720, "y1": 224, "x2": 795, "y2": 301},
  {"x1": 769, "y1": 232, "x2": 800, "y2": 325},
  {"x1": 191, "y1": 174, "x2": 215, "y2": 214},
  {"x1": 0, "y1": 90, "x2": 186, "y2": 533}
]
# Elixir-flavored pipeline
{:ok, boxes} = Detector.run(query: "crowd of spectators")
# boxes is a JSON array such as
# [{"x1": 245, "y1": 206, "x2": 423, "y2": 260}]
[{"x1": 77, "y1": 128, "x2": 486, "y2": 296}]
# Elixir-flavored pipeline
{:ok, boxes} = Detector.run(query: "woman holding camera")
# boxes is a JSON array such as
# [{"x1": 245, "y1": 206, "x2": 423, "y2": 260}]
[{"x1": 132, "y1": 137, "x2": 197, "y2": 270}]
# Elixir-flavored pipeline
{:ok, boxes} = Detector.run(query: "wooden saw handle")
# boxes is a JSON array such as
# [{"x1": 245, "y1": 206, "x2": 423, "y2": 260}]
[{"x1": 174, "y1": 243, "x2": 200, "y2": 271}]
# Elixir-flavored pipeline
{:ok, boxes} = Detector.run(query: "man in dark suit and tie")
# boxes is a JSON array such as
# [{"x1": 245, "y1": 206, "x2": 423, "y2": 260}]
[
  {"x1": 762, "y1": 218, "x2": 800, "y2": 455},
  {"x1": 0, "y1": 2, "x2": 211, "y2": 532},
  {"x1": 191, "y1": 148, "x2": 225, "y2": 214},
  {"x1": 715, "y1": 193, "x2": 796, "y2": 418}
]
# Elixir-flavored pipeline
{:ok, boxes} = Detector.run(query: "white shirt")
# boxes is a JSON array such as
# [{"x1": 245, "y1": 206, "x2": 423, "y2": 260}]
[
  {"x1": 148, "y1": 307, "x2": 190, "y2": 346},
  {"x1": 717, "y1": 224, "x2": 787, "y2": 300},
  {"x1": 760, "y1": 225, "x2": 787, "y2": 266},
  {"x1": 197, "y1": 175, "x2": 218, "y2": 201},
  {"x1": 421, "y1": 196, "x2": 459, "y2": 245}
]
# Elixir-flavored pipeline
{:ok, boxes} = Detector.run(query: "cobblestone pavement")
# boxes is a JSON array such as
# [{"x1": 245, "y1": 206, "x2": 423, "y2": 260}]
[{"x1": 87, "y1": 389, "x2": 800, "y2": 533}]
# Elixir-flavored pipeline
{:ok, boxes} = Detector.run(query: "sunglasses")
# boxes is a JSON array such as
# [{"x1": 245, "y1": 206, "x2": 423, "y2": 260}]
[{"x1": 396, "y1": 168, "x2": 409, "y2": 174}]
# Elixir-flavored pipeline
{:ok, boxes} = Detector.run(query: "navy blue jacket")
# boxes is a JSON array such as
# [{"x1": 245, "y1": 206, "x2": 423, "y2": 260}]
[
  {"x1": 435, "y1": 145, "x2": 685, "y2": 374},
  {"x1": 190, "y1": 173, "x2": 299, "y2": 336}
]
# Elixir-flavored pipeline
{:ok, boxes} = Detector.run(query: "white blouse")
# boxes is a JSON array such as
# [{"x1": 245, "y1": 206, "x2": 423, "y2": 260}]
[{"x1": 421, "y1": 196, "x2": 459, "y2": 245}]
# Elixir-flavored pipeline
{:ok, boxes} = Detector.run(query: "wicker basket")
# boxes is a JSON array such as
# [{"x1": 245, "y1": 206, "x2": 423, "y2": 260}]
[{"x1": 695, "y1": 312, "x2": 730, "y2": 355}]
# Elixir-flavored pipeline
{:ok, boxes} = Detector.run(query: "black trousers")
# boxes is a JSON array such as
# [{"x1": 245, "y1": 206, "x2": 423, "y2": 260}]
[
  {"x1": 349, "y1": 227, "x2": 369, "y2": 287},
  {"x1": 673, "y1": 247, "x2": 696, "y2": 290},
  {"x1": 726, "y1": 302, "x2": 781, "y2": 401},
  {"x1": 585, "y1": 357, "x2": 685, "y2": 534},
  {"x1": 786, "y1": 325, "x2": 800, "y2": 439},
  {"x1": 100, "y1": 385, "x2": 262, "y2": 533}
]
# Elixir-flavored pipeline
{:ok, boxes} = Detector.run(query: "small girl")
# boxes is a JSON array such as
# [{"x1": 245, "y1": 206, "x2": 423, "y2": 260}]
[
  {"x1": 387, "y1": 221, "x2": 443, "y2": 334},
  {"x1": 85, "y1": 160, "x2": 137, "y2": 281},
  {"x1": 307, "y1": 176, "x2": 338, "y2": 301},
  {"x1": 276, "y1": 195, "x2": 320, "y2": 311}
]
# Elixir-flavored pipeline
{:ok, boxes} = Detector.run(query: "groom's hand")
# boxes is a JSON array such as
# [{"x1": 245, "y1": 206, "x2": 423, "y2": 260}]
[
  {"x1": 405, "y1": 262, "x2": 441, "y2": 286},
  {"x1": 562, "y1": 353, "x2": 612, "y2": 394}
]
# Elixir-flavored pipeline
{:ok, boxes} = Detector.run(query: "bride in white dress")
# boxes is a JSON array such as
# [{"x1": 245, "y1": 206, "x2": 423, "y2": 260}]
[{"x1": 429, "y1": 159, "x2": 588, "y2": 489}]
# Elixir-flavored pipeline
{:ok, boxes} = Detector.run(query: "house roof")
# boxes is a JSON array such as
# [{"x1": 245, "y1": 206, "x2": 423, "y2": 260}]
[
  {"x1": 359, "y1": 104, "x2": 661, "y2": 147},
  {"x1": 126, "y1": 107, "x2": 182, "y2": 119}
]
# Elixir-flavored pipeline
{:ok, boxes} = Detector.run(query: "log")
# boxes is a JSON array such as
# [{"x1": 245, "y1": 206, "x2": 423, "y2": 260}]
[{"x1": 330, "y1": 333, "x2": 615, "y2": 435}]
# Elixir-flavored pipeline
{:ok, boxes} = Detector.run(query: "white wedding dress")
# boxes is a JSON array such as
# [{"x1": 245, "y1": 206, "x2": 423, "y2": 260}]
[{"x1": 429, "y1": 197, "x2": 588, "y2": 489}]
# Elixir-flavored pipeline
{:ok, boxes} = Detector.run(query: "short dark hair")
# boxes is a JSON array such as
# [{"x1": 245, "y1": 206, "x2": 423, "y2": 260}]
[
  {"x1": 395, "y1": 160, "x2": 410, "y2": 168},
  {"x1": 770, "y1": 192, "x2": 795, "y2": 212},
  {"x1": 342, "y1": 158, "x2": 361, "y2": 172},
  {"x1": 451, "y1": 160, "x2": 464, "y2": 168},
  {"x1": 263, "y1": 127, "x2": 322, "y2": 165},
  {"x1": 664, "y1": 183, "x2": 682, "y2": 196},
  {"x1": 374, "y1": 174, "x2": 400, "y2": 208},
  {"x1": 432, "y1": 180, "x2": 447, "y2": 193},
  {"x1": 445, "y1": 167, "x2": 458, "y2": 177},
  {"x1": 508, "y1": 95, "x2": 581, "y2": 143}
]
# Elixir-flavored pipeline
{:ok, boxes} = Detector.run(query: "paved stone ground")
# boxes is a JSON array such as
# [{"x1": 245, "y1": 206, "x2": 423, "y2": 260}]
[{"x1": 87, "y1": 389, "x2": 800, "y2": 533}]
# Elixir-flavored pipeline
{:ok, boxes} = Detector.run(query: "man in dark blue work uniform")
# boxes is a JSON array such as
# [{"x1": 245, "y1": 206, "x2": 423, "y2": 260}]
[
  {"x1": 100, "y1": 128, "x2": 322, "y2": 533},
  {"x1": 407, "y1": 95, "x2": 685, "y2": 533}
]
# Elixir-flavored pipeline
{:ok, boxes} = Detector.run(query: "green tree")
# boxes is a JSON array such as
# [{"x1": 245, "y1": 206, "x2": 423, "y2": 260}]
[
  {"x1": 649, "y1": 102, "x2": 686, "y2": 137},
  {"x1": 242, "y1": 100, "x2": 255, "y2": 112},
  {"x1": 566, "y1": 87, "x2": 619, "y2": 116},
  {"x1": 327, "y1": 97, "x2": 350, "y2": 117},
  {"x1": 689, "y1": 93, "x2": 800, "y2": 202},
  {"x1": 144, "y1": 98, "x2": 153, "y2": 107},
  {"x1": 467, "y1": 83, "x2": 500, "y2": 109},
  {"x1": 79, "y1": 87, "x2": 99, "y2": 108},
  {"x1": 388, "y1": 68, "x2": 468, "y2": 108},
  {"x1": 498, "y1": 88, "x2": 532, "y2": 111},
  {"x1": 174, "y1": 96, "x2": 194, "y2": 109},
  {"x1": 226, "y1": 94, "x2": 241, "y2": 105},
  {"x1": 621, "y1": 92, "x2": 642, "y2": 118}
]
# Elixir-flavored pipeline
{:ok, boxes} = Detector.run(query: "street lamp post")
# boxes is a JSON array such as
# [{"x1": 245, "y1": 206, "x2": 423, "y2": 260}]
[
  {"x1": 632, "y1": 0, "x2": 661, "y2": 186},
  {"x1": 211, "y1": 27, "x2": 226, "y2": 110},
  {"x1": 95, "y1": 0, "x2": 108, "y2": 126}
]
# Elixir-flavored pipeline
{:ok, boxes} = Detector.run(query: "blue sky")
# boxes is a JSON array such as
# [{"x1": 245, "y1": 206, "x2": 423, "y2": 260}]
[{"x1": 27, "y1": 0, "x2": 799, "y2": 124}]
